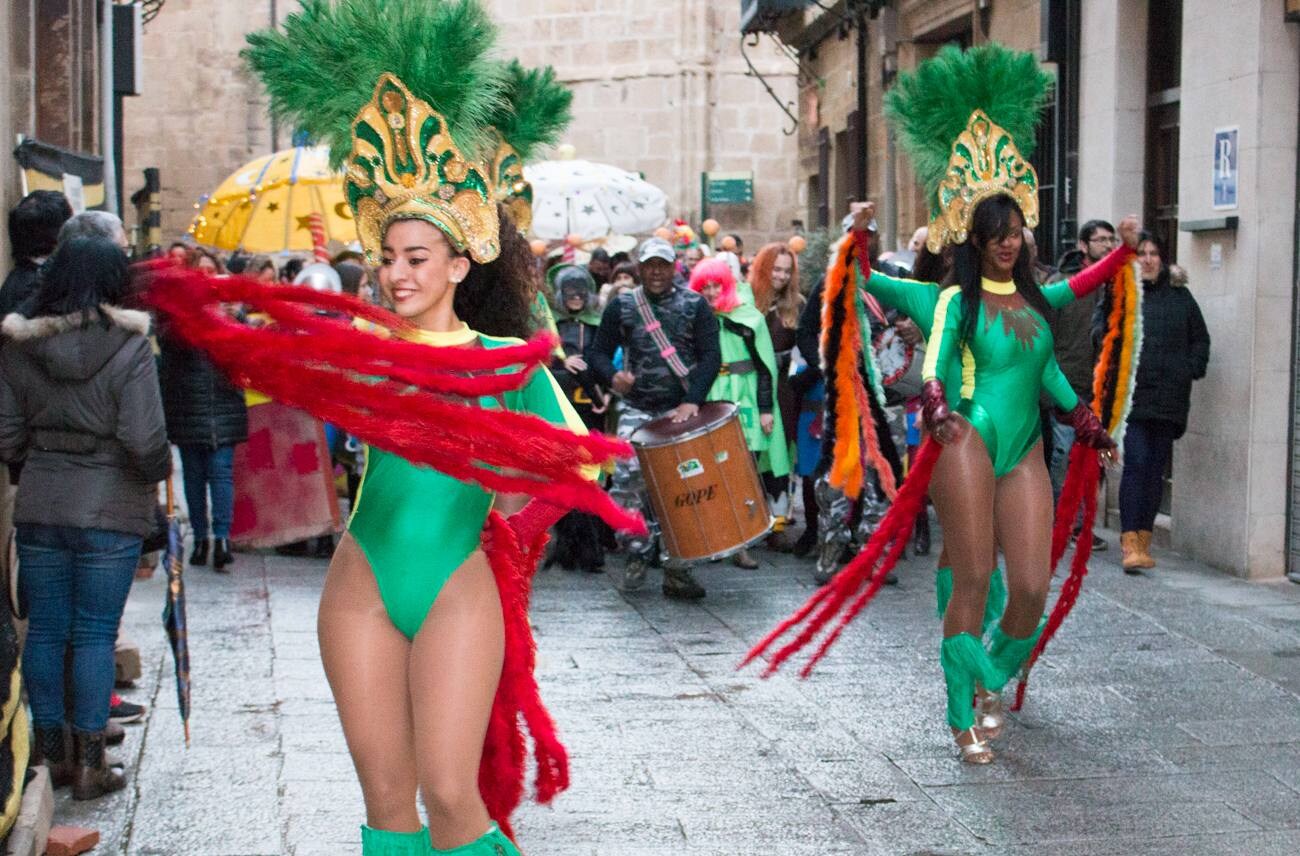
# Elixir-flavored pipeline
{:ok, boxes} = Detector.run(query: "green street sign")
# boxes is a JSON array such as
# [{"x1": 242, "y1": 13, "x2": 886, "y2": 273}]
[{"x1": 705, "y1": 171, "x2": 754, "y2": 205}]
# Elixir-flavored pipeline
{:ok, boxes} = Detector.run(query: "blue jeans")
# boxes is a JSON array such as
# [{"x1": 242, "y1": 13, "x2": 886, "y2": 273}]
[
  {"x1": 17, "y1": 524, "x2": 141, "y2": 732},
  {"x1": 1119, "y1": 419, "x2": 1177, "y2": 532},
  {"x1": 180, "y1": 444, "x2": 236, "y2": 540},
  {"x1": 1047, "y1": 416, "x2": 1076, "y2": 505}
]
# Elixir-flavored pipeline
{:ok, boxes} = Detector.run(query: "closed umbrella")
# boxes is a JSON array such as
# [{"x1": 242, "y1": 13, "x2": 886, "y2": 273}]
[{"x1": 161, "y1": 475, "x2": 191, "y2": 745}]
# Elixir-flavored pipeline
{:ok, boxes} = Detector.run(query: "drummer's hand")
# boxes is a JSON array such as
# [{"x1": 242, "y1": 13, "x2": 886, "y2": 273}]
[
  {"x1": 895, "y1": 318, "x2": 922, "y2": 347},
  {"x1": 669, "y1": 402, "x2": 699, "y2": 423},
  {"x1": 563, "y1": 354, "x2": 587, "y2": 374},
  {"x1": 612, "y1": 370, "x2": 635, "y2": 395},
  {"x1": 849, "y1": 201, "x2": 877, "y2": 233},
  {"x1": 760, "y1": 413, "x2": 774, "y2": 434},
  {"x1": 590, "y1": 393, "x2": 610, "y2": 415}
]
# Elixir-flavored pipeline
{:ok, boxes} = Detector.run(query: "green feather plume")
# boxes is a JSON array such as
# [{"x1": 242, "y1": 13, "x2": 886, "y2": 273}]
[
  {"x1": 884, "y1": 44, "x2": 1055, "y2": 212},
  {"x1": 491, "y1": 61, "x2": 573, "y2": 162},
  {"x1": 242, "y1": 0, "x2": 507, "y2": 169}
]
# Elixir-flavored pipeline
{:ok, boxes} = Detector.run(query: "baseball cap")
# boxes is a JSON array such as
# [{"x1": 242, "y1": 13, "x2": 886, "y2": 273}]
[{"x1": 637, "y1": 237, "x2": 675, "y2": 263}]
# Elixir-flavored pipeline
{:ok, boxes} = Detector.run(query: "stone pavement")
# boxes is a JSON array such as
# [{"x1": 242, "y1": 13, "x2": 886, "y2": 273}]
[{"x1": 55, "y1": 528, "x2": 1300, "y2": 855}]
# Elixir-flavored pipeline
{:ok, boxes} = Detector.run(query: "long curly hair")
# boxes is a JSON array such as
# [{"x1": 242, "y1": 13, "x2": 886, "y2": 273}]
[
  {"x1": 950, "y1": 195, "x2": 1050, "y2": 346},
  {"x1": 748, "y1": 242, "x2": 804, "y2": 328},
  {"x1": 452, "y1": 205, "x2": 537, "y2": 339}
]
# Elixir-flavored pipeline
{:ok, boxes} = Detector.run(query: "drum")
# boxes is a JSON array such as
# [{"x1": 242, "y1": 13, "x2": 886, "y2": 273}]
[{"x1": 630, "y1": 402, "x2": 772, "y2": 562}]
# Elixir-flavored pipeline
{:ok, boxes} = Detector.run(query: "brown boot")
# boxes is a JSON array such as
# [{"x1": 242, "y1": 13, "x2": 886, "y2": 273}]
[
  {"x1": 1120, "y1": 532, "x2": 1144, "y2": 574},
  {"x1": 1135, "y1": 530, "x2": 1157, "y2": 569},
  {"x1": 72, "y1": 730, "x2": 126, "y2": 800},
  {"x1": 31, "y1": 726, "x2": 75, "y2": 788}
]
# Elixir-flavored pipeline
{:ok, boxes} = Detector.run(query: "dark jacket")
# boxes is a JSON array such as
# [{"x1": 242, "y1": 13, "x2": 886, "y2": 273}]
[
  {"x1": 0, "y1": 306, "x2": 172, "y2": 537},
  {"x1": 1046, "y1": 248, "x2": 1102, "y2": 401},
  {"x1": 1103, "y1": 272, "x2": 1210, "y2": 437},
  {"x1": 158, "y1": 333, "x2": 249, "y2": 448},
  {"x1": 587, "y1": 285, "x2": 721, "y2": 414},
  {"x1": 0, "y1": 262, "x2": 42, "y2": 320}
]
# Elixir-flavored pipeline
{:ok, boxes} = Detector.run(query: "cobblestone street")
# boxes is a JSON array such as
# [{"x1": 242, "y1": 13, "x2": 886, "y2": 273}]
[{"x1": 59, "y1": 530, "x2": 1300, "y2": 855}]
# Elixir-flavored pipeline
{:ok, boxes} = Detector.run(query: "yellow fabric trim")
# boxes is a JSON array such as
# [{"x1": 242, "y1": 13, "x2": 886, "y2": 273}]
[
  {"x1": 961, "y1": 346, "x2": 976, "y2": 399},
  {"x1": 402, "y1": 322, "x2": 477, "y2": 346},
  {"x1": 922, "y1": 286, "x2": 960, "y2": 380},
  {"x1": 980, "y1": 277, "x2": 1016, "y2": 295},
  {"x1": 0, "y1": 669, "x2": 29, "y2": 838}
]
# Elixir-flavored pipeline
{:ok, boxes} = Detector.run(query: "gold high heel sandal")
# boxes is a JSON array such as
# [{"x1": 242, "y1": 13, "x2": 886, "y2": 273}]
[
  {"x1": 975, "y1": 688, "x2": 1005, "y2": 740},
  {"x1": 952, "y1": 727, "x2": 994, "y2": 764}
]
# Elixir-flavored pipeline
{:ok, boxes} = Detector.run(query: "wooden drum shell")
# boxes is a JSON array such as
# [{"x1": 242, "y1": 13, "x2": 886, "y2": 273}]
[{"x1": 631, "y1": 402, "x2": 772, "y2": 562}]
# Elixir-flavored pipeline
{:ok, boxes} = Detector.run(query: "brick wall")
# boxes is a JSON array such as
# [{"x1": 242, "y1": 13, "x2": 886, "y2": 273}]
[{"x1": 120, "y1": 0, "x2": 800, "y2": 249}]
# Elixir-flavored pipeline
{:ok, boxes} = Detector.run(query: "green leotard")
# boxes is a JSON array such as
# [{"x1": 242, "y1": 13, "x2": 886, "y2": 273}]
[
  {"x1": 921, "y1": 278, "x2": 1078, "y2": 477},
  {"x1": 347, "y1": 323, "x2": 586, "y2": 639}
]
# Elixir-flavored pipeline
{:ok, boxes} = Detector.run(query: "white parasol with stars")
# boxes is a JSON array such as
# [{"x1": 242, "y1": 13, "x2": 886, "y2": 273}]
[{"x1": 524, "y1": 146, "x2": 668, "y2": 241}]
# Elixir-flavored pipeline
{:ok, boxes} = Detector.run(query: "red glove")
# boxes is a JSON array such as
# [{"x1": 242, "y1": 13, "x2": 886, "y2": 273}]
[
  {"x1": 1060, "y1": 403, "x2": 1116, "y2": 452},
  {"x1": 920, "y1": 379, "x2": 952, "y2": 438},
  {"x1": 507, "y1": 499, "x2": 567, "y2": 546},
  {"x1": 1067, "y1": 244, "x2": 1134, "y2": 299}
]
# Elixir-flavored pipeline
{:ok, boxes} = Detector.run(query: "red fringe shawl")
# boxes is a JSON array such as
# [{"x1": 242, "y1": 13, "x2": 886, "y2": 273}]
[{"x1": 138, "y1": 263, "x2": 645, "y2": 535}]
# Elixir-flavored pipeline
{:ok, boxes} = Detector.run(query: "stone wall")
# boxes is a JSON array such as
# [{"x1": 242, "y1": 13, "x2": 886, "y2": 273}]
[{"x1": 120, "y1": 0, "x2": 800, "y2": 249}]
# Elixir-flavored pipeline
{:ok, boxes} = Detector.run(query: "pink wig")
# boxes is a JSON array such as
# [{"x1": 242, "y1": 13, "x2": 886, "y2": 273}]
[{"x1": 689, "y1": 257, "x2": 741, "y2": 313}]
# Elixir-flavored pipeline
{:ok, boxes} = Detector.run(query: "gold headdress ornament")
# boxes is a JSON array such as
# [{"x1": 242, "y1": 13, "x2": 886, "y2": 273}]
[
  {"x1": 883, "y1": 43, "x2": 1054, "y2": 253},
  {"x1": 926, "y1": 109, "x2": 1039, "y2": 252},
  {"x1": 243, "y1": 0, "x2": 511, "y2": 264},
  {"x1": 347, "y1": 74, "x2": 499, "y2": 263}
]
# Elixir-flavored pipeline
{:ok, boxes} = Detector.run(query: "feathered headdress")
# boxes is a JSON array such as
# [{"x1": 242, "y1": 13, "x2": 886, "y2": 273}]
[
  {"x1": 243, "y1": 0, "x2": 509, "y2": 263},
  {"x1": 884, "y1": 44, "x2": 1054, "y2": 252},
  {"x1": 489, "y1": 61, "x2": 574, "y2": 233}
]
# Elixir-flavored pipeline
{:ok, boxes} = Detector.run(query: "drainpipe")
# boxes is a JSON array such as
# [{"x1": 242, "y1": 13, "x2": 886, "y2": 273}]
[
  {"x1": 855, "y1": 7, "x2": 869, "y2": 207},
  {"x1": 100, "y1": 0, "x2": 117, "y2": 214},
  {"x1": 1287, "y1": 36, "x2": 1300, "y2": 582}
]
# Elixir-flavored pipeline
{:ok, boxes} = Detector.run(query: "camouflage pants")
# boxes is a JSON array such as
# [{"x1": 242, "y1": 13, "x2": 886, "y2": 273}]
[
  {"x1": 814, "y1": 404, "x2": 907, "y2": 576},
  {"x1": 609, "y1": 404, "x2": 660, "y2": 561}
]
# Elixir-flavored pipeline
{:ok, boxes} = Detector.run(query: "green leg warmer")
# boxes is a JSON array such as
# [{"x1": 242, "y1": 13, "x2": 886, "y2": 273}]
[
  {"x1": 940, "y1": 633, "x2": 996, "y2": 730},
  {"x1": 986, "y1": 618, "x2": 1045, "y2": 692},
  {"x1": 934, "y1": 566, "x2": 1007, "y2": 637},
  {"x1": 431, "y1": 824, "x2": 521, "y2": 855},
  {"x1": 361, "y1": 826, "x2": 430, "y2": 856}
]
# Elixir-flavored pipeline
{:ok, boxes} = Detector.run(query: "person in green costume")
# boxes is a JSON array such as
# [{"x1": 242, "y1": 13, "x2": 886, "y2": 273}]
[
  {"x1": 874, "y1": 44, "x2": 1135, "y2": 764},
  {"x1": 688, "y1": 258, "x2": 790, "y2": 569},
  {"x1": 244, "y1": 2, "x2": 593, "y2": 852}
]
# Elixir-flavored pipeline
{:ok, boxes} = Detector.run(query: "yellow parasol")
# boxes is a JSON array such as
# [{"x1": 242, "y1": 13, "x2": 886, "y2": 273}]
[{"x1": 187, "y1": 146, "x2": 357, "y2": 253}]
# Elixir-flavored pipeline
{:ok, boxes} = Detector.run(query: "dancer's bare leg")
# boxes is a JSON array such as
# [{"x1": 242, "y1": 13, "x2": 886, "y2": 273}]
[
  {"x1": 930, "y1": 424, "x2": 997, "y2": 638},
  {"x1": 410, "y1": 549, "x2": 502, "y2": 849},
  {"x1": 994, "y1": 441, "x2": 1054, "y2": 637},
  {"x1": 318, "y1": 534, "x2": 421, "y2": 832}
]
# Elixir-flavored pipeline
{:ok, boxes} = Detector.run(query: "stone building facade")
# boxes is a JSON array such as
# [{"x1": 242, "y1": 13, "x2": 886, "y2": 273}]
[
  {"x1": 778, "y1": 0, "x2": 1300, "y2": 580},
  {"x1": 2, "y1": 0, "x2": 106, "y2": 264},
  {"x1": 118, "y1": 0, "x2": 801, "y2": 248}
]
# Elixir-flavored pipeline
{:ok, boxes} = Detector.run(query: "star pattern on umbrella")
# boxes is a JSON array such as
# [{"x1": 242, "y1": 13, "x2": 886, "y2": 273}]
[
  {"x1": 265, "y1": 202, "x2": 280, "y2": 213},
  {"x1": 582, "y1": 204, "x2": 596, "y2": 215},
  {"x1": 295, "y1": 215, "x2": 315, "y2": 231}
]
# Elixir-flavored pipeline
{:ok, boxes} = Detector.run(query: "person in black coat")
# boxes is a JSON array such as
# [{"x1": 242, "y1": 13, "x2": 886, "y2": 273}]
[
  {"x1": 158, "y1": 248, "x2": 249, "y2": 571},
  {"x1": 1107, "y1": 232, "x2": 1210, "y2": 571},
  {"x1": 0, "y1": 191, "x2": 72, "y2": 319}
]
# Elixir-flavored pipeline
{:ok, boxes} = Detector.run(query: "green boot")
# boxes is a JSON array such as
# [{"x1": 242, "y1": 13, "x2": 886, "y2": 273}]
[
  {"x1": 986, "y1": 619, "x2": 1045, "y2": 692},
  {"x1": 935, "y1": 566, "x2": 1007, "y2": 637},
  {"x1": 939, "y1": 633, "x2": 996, "y2": 730},
  {"x1": 361, "y1": 825, "x2": 430, "y2": 856},
  {"x1": 431, "y1": 824, "x2": 521, "y2": 855}
]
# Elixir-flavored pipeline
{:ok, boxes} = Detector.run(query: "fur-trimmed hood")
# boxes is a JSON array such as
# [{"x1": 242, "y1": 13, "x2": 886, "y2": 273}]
[{"x1": 1, "y1": 304, "x2": 152, "y2": 382}]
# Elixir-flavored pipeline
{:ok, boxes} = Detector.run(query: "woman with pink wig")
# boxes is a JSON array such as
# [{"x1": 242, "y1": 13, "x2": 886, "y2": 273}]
[{"x1": 689, "y1": 259, "x2": 790, "y2": 569}]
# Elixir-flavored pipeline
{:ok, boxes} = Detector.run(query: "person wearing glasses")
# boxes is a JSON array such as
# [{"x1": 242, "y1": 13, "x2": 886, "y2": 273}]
[{"x1": 1041, "y1": 219, "x2": 1119, "y2": 552}]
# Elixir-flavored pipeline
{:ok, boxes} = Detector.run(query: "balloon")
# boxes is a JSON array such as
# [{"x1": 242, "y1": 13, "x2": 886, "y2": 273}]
[
  {"x1": 788, "y1": 235, "x2": 807, "y2": 254},
  {"x1": 565, "y1": 233, "x2": 584, "y2": 248},
  {"x1": 719, "y1": 235, "x2": 737, "y2": 252},
  {"x1": 701, "y1": 218, "x2": 720, "y2": 237},
  {"x1": 529, "y1": 239, "x2": 548, "y2": 257},
  {"x1": 293, "y1": 262, "x2": 342, "y2": 293},
  {"x1": 653, "y1": 227, "x2": 671, "y2": 241}
]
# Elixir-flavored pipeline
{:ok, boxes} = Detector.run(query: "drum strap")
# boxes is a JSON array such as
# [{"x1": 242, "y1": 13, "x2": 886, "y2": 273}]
[{"x1": 632, "y1": 287, "x2": 690, "y2": 389}]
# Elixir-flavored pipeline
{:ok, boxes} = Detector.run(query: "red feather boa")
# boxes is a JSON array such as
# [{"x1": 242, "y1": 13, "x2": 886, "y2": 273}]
[
  {"x1": 479, "y1": 511, "x2": 569, "y2": 843},
  {"x1": 138, "y1": 263, "x2": 645, "y2": 535},
  {"x1": 740, "y1": 437, "x2": 941, "y2": 678}
]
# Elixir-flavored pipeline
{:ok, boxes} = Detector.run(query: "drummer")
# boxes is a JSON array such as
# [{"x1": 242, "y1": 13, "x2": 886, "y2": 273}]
[{"x1": 587, "y1": 236, "x2": 721, "y2": 600}]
